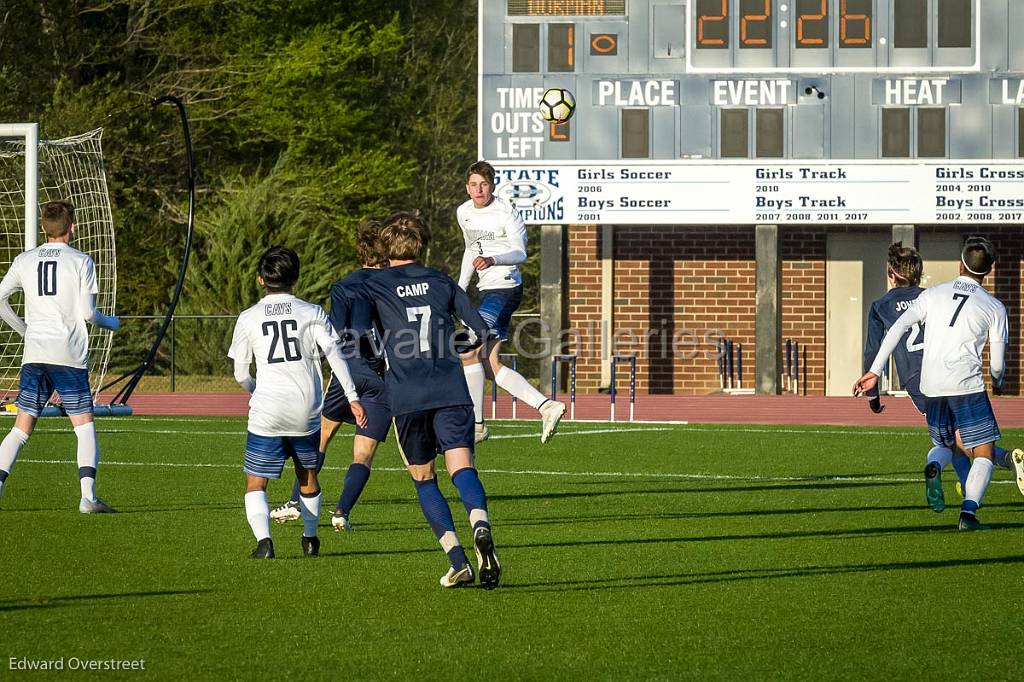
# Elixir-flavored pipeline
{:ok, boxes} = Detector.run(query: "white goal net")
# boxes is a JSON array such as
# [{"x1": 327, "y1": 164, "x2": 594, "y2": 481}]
[{"x1": 0, "y1": 128, "x2": 117, "y2": 401}]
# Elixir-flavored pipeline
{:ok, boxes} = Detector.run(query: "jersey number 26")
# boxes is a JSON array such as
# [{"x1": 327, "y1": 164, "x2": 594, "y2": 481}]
[{"x1": 262, "y1": 319, "x2": 301, "y2": 363}]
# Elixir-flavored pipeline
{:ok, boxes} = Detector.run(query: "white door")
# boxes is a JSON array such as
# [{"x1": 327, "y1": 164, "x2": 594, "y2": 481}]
[{"x1": 825, "y1": 233, "x2": 891, "y2": 396}]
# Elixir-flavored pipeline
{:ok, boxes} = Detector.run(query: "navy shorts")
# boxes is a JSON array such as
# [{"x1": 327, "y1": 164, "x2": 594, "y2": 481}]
[
  {"x1": 478, "y1": 286, "x2": 523, "y2": 342},
  {"x1": 322, "y1": 374, "x2": 391, "y2": 443},
  {"x1": 926, "y1": 392, "x2": 1001, "y2": 450},
  {"x1": 17, "y1": 363, "x2": 92, "y2": 417},
  {"x1": 394, "y1": 406, "x2": 475, "y2": 466},
  {"x1": 244, "y1": 431, "x2": 321, "y2": 479}
]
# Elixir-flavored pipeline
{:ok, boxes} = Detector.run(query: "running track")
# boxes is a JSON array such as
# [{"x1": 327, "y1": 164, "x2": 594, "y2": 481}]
[{"x1": 102, "y1": 393, "x2": 1024, "y2": 428}]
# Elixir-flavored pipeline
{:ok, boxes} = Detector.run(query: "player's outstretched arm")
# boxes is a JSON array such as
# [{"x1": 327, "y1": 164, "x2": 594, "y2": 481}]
[
  {"x1": 81, "y1": 292, "x2": 120, "y2": 332},
  {"x1": 0, "y1": 264, "x2": 26, "y2": 336},
  {"x1": 866, "y1": 303, "x2": 925, "y2": 380},
  {"x1": 862, "y1": 303, "x2": 885, "y2": 412},
  {"x1": 489, "y1": 209, "x2": 528, "y2": 266}
]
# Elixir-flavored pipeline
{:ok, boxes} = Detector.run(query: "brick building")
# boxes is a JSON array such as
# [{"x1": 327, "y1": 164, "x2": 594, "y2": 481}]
[{"x1": 538, "y1": 225, "x2": 1022, "y2": 397}]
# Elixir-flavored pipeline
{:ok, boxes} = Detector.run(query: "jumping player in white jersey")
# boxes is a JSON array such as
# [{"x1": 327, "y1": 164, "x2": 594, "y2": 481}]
[
  {"x1": 229, "y1": 246, "x2": 365, "y2": 558},
  {"x1": 855, "y1": 237, "x2": 1024, "y2": 530},
  {"x1": 457, "y1": 160, "x2": 565, "y2": 444},
  {"x1": 0, "y1": 201, "x2": 120, "y2": 512}
]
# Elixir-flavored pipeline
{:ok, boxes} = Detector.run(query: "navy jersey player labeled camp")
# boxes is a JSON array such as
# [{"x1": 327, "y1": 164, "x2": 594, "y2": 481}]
[
  {"x1": 269, "y1": 220, "x2": 391, "y2": 532},
  {"x1": 0, "y1": 201, "x2": 120, "y2": 513},
  {"x1": 229, "y1": 246, "x2": 365, "y2": 559},
  {"x1": 361, "y1": 211, "x2": 502, "y2": 589},
  {"x1": 856, "y1": 237, "x2": 1024, "y2": 531}
]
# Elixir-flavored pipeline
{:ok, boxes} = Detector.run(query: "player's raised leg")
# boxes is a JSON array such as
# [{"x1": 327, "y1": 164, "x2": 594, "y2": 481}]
[{"x1": 482, "y1": 336, "x2": 565, "y2": 444}]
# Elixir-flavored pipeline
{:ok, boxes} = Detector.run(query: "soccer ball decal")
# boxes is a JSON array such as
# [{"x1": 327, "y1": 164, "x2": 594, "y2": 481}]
[{"x1": 539, "y1": 88, "x2": 576, "y2": 124}]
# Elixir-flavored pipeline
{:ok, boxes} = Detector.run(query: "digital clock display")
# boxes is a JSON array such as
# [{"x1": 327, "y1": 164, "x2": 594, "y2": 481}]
[
  {"x1": 688, "y1": 0, "x2": 977, "y2": 73},
  {"x1": 506, "y1": 0, "x2": 626, "y2": 16}
]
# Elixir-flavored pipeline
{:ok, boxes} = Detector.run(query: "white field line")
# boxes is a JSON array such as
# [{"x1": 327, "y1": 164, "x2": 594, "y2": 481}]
[
  {"x1": 27, "y1": 426, "x2": 675, "y2": 439},
  {"x1": 14, "y1": 457, "x2": 1016, "y2": 486}
]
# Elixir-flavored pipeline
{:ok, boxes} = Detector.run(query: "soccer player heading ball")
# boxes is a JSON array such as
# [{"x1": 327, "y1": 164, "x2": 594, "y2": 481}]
[
  {"x1": 229, "y1": 246, "x2": 365, "y2": 559},
  {"x1": 855, "y1": 237, "x2": 1024, "y2": 530},
  {"x1": 0, "y1": 201, "x2": 120, "y2": 512},
  {"x1": 359, "y1": 211, "x2": 501, "y2": 588},
  {"x1": 457, "y1": 160, "x2": 565, "y2": 444}
]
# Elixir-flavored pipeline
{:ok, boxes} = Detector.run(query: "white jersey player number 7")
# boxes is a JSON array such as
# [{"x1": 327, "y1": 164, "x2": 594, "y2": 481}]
[{"x1": 869, "y1": 276, "x2": 1008, "y2": 397}]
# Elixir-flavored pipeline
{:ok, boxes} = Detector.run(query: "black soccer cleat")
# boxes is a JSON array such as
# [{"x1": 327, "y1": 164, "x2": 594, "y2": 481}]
[
  {"x1": 301, "y1": 535, "x2": 320, "y2": 557},
  {"x1": 473, "y1": 527, "x2": 501, "y2": 590},
  {"x1": 249, "y1": 537, "x2": 275, "y2": 559}
]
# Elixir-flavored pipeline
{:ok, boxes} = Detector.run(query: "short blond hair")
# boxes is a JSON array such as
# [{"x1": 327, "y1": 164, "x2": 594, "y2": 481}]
[
  {"x1": 381, "y1": 211, "x2": 430, "y2": 261},
  {"x1": 41, "y1": 201, "x2": 74, "y2": 238}
]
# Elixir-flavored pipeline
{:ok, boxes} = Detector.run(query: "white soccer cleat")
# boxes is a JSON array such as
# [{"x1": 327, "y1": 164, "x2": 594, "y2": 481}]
[
  {"x1": 269, "y1": 500, "x2": 301, "y2": 524},
  {"x1": 331, "y1": 510, "x2": 352, "y2": 532},
  {"x1": 539, "y1": 400, "x2": 566, "y2": 444},
  {"x1": 439, "y1": 564, "x2": 474, "y2": 589},
  {"x1": 78, "y1": 497, "x2": 116, "y2": 514},
  {"x1": 474, "y1": 422, "x2": 490, "y2": 444},
  {"x1": 1011, "y1": 449, "x2": 1024, "y2": 497}
]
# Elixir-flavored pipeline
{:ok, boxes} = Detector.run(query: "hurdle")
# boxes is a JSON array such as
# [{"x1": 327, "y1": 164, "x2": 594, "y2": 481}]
[
  {"x1": 493, "y1": 353, "x2": 519, "y2": 419},
  {"x1": 550, "y1": 354, "x2": 577, "y2": 420},
  {"x1": 610, "y1": 354, "x2": 636, "y2": 421},
  {"x1": 717, "y1": 337, "x2": 751, "y2": 394}
]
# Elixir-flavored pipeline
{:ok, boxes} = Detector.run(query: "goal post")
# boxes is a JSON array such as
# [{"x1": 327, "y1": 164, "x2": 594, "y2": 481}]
[
  {"x1": 0, "y1": 123, "x2": 38, "y2": 251},
  {"x1": 0, "y1": 125, "x2": 117, "y2": 407}
]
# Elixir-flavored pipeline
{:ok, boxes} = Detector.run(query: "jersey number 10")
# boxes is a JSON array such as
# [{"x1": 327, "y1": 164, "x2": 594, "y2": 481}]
[
  {"x1": 37, "y1": 261, "x2": 57, "y2": 296},
  {"x1": 262, "y1": 319, "x2": 301, "y2": 363}
]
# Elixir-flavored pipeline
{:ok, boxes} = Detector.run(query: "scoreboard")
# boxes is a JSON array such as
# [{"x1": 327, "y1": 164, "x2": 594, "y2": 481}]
[{"x1": 479, "y1": 0, "x2": 1024, "y2": 224}]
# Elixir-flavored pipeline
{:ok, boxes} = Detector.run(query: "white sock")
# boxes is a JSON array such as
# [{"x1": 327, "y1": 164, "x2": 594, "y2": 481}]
[
  {"x1": 0, "y1": 427, "x2": 29, "y2": 497},
  {"x1": 74, "y1": 422, "x2": 99, "y2": 502},
  {"x1": 244, "y1": 491, "x2": 271, "y2": 541},
  {"x1": 926, "y1": 446, "x2": 953, "y2": 470},
  {"x1": 963, "y1": 457, "x2": 994, "y2": 516},
  {"x1": 495, "y1": 365, "x2": 548, "y2": 410},
  {"x1": 299, "y1": 492, "x2": 322, "y2": 537},
  {"x1": 464, "y1": 363, "x2": 486, "y2": 422}
]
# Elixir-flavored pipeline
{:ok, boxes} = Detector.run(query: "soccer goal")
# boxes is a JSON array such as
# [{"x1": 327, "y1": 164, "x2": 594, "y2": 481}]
[{"x1": 0, "y1": 125, "x2": 117, "y2": 405}]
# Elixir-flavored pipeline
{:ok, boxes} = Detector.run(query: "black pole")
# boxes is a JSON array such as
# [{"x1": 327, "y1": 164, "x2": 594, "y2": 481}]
[{"x1": 111, "y1": 95, "x2": 195, "y2": 405}]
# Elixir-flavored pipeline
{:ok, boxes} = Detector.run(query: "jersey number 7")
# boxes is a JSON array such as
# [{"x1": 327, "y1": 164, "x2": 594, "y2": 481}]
[{"x1": 949, "y1": 293, "x2": 970, "y2": 327}]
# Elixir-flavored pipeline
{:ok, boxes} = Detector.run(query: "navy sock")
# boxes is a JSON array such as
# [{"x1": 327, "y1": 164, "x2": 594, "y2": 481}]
[
  {"x1": 336, "y1": 463, "x2": 371, "y2": 515},
  {"x1": 452, "y1": 468, "x2": 489, "y2": 531},
  {"x1": 291, "y1": 451, "x2": 326, "y2": 503},
  {"x1": 413, "y1": 478, "x2": 467, "y2": 569}
]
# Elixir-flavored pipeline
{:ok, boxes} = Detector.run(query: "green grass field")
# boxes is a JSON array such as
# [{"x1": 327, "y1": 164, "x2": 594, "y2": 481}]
[{"x1": 1, "y1": 417, "x2": 1023, "y2": 680}]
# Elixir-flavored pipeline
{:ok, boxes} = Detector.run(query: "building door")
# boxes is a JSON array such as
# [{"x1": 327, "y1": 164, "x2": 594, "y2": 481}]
[{"x1": 825, "y1": 233, "x2": 891, "y2": 396}]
